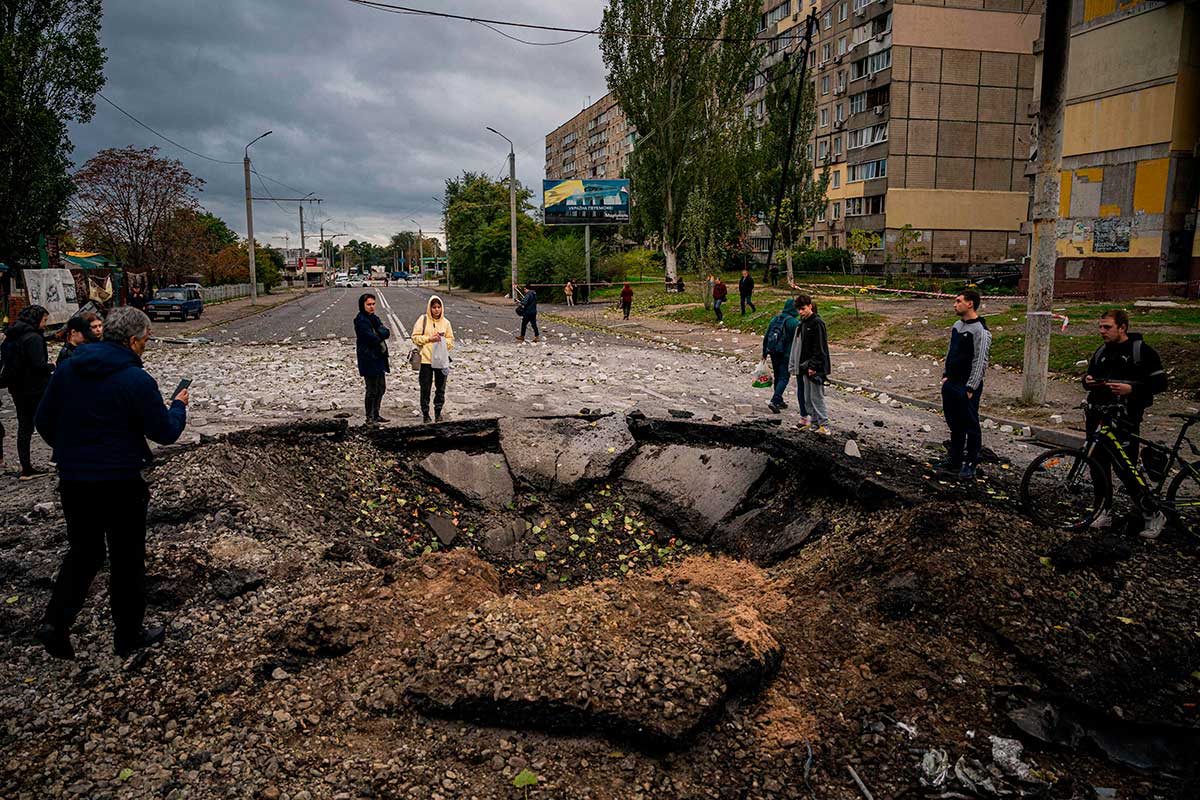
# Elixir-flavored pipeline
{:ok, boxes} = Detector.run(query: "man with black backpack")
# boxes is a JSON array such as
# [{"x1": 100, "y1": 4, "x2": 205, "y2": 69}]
[
  {"x1": 1083, "y1": 308, "x2": 1168, "y2": 536},
  {"x1": 763, "y1": 298, "x2": 800, "y2": 413}
]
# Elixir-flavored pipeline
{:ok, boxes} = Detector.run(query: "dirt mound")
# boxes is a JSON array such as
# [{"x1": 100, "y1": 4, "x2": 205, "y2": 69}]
[{"x1": 404, "y1": 555, "x2": 782, "y2": 749}]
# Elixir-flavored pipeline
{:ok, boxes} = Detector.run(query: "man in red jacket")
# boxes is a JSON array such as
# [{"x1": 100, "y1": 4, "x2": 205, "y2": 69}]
[
  {"x1": 713, "y1": 278, "x2": 728, "y2": 324},
  {"x1": 619, "y1": 283, "x2": 633, "y2": 319}
]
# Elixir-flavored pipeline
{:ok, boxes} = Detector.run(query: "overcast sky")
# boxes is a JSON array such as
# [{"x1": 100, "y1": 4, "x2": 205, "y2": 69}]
[{"x1": 67, "y1": 0, "x2": 610, "y2": 248}]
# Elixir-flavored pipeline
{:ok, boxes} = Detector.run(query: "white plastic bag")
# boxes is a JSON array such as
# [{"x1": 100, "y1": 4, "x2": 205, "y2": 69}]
[
  {"x1": 430, "y1": 338, "x2": 450, "y2": 371},
  {"x1": 752, "y1": 358, "x2": 773, "y2": 388}
]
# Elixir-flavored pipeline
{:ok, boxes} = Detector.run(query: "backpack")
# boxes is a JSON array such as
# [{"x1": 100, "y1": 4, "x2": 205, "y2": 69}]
[
  {"x1": 1090, "y1": 339, "x2": 1143, "y2": 370},
  {"x1": 764, "y1": 315, "x2": 790, "y2": 355}
]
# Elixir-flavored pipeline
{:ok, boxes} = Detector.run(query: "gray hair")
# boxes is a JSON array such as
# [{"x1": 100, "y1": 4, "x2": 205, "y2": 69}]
[{"x1": 103, "y1": 306, "x2": 151, "y2": 345}]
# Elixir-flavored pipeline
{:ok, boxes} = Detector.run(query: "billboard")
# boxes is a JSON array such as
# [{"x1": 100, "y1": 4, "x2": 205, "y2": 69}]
[{"x1": 543, "y1": 179, "x2": 630, "y2": 225}]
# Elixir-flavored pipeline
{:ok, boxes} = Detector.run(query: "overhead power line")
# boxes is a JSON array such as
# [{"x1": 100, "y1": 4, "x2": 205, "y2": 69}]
[{"x1": 97, "y1": 92, "x2": 241, "y2": 165}]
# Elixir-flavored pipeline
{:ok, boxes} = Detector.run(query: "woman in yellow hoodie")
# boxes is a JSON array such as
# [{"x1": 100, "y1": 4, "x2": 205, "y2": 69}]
[{"x1": 411, "y1": 294, "x2": 454, "y2": 422}]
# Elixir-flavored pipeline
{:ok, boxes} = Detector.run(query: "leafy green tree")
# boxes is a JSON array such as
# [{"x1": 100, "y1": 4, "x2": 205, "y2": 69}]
[
  {"x1": 754, "y1": 63, "x2": 828, "y2": 285},
  {"x1": 257, "y1": 244, "x2": 283, "y2": 292},
  {"x1": 198, "y1": 211, "x2": 238, "y2": 252},
  {"x1": 892, "y1": 223, "x2": 926, "y2": 268},
  {"x1": 600, "y1": 0, "x2": 761, "y2": 281},
  {"x1": 519, "y1": 232, "x2": 584, "y2": 302},
  {"x1": 0, "y1": 0, "x2": 106, "y2": 268},
  {"x1": 442, "y1": 171, "x2": 536, "y2": 292},
  {"x1": 846, "y1": 228, "x2": 881, "y2": 272}
]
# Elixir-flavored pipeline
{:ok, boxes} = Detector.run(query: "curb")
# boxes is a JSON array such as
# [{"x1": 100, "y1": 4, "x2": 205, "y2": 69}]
[{"x1": 177, "y1": 290, "x2": 316, "y2": 337}]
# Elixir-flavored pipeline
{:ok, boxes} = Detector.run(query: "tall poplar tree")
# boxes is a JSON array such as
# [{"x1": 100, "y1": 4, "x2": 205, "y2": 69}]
[{"x1": 601, "y1": 0, "x2": 761, "y2": 281}]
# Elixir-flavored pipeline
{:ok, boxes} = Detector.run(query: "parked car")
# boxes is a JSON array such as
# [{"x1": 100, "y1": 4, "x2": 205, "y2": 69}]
[
  {"x1": 145, "y1": 286, "x2": 203, "y2": 321},
  {"x1": 334, "y1": 277, "x2": 350, "y2": 288},
  {"x1": 391, "y1": 271, "x2": 412, "y2": 282},
  {"x1": 181, "y1": 282, "x2": 202, "y2": 290}
]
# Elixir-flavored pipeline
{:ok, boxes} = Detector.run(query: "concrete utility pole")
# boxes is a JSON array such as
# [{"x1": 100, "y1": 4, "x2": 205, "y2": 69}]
[
  {"x1": 433, "y1": 195, "x2": 449, "y2": 292},
  {"x1": 487, "y1": 126, "x2": 518, "y2": 299},
  {"x1": 243, "y1": 130, "x2": 272, "y2": 305},
  {"x1": 410, "y1": 219, "x2": 424, "y2": 279},
  {"x1": 298, "y1": 205, "x2": 306, "y2": 282},
  {"x1": 1021, "y1": 2, "x2": 1071, "y2": 404},
  {"x1": 585, "y1": 225, "x2": 591, "y2": 304}
]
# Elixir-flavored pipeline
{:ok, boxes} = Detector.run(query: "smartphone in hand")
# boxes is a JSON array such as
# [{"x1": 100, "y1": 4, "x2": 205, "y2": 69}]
[{"x1": 171, "y1": 378, "x2": 192, "y2": 401}]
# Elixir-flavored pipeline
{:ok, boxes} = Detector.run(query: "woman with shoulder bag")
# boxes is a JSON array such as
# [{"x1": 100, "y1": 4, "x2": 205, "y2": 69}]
[
  {"x1": 411, "y1": 295, "x2": 454, "y2": 423},
  {"x1": 354, "y1": 293, "x2": 390, "y2": 424}
]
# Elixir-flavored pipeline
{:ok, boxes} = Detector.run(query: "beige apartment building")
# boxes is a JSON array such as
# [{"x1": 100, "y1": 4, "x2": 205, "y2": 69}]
[
  {"x1": 799, "y1": 0, "x2": 1039, "y2": 268},
  {"x1": 1028, "y1": 0, "x2": 1200, "y2": 298},
  {"x1": 544, "y1": 94, "x2": 634, "y2": 182}
]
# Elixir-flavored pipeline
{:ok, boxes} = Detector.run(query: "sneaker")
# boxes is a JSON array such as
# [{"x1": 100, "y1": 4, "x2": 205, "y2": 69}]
[
  {"x1": 19, "y1": 467, "x2": 50, "y2": 481},
  {"x1": 1139, "y1": 511, "x2": 1167, "y2": 540},
  {"x1": 422, "y1": 413, "x2": 431, "y2": 424},
  {"x1": 777, "y1": 400, "x2": 788, "y2": 409},
  {"x1": 114, "y1": 626, "x2": 165, "y2": 658},
  {"x1": 958, "y1": 463, "x2": 977, "y2": 480},
  {"x1": 515, "y1": 336, "x2": 525, "y2": 343},
  {"x1": 796, "y1": 417, "x2": 811, "y2": 430},
  {"x1": 35, "y1": 624, "x2": 75, "y2": 660},
  {"x1": 813, "y1": 425, "x2": 831, "y2": 436},
  {"x1": 1089, "y1": 510, "x2": 1113, "y2": 530},
  {"x1": 767, "y1": 401, "x2": 782, "y2": 414}
]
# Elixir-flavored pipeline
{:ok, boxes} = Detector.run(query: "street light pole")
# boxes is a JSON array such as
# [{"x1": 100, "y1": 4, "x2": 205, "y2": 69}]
[
  {"x1": 410, "y1": 218, "x2": 423, "y2": 281},
  {"x1": 243, "y1": 130, "x2": 272, "y2": 305},
  {"x1": 487, "y1": 126, "x2": 518, "y2": 300}
]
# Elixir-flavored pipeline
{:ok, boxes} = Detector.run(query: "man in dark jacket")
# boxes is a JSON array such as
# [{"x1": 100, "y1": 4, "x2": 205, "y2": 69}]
[
  {"x1": 763, "y1": 298, "x2": 800, "y2": 412},
  {"x1": 1082, "y1": 308, "x2": 1168, "y2": 536},
  {"x1": 939, "y1": 290, "x2": 992, "y2": 479},
  {"x1": 738, "y1": 270, "x2": 757, "y2": 315},
  {"x1": 56, "y1": 315, "x2": 92, "y2": 367},
  {"x1": 788, "y1": 295, "x2": 832, "y2": 432},
  {"x1": 33, "y1": 306, "x2": 188, "y2": 660},
  {"x1": 2, "y1": 304, "x2": 54, "y2": 479},
  {"x1": 712, "y1": 278, "x2": 728, "y2": 324},
  {"x1": 354, "y1": 293, "x2": 391, "y2": 423},
  {"x1": 516, "y1": 284, "x2": 540, "y2": 342}
]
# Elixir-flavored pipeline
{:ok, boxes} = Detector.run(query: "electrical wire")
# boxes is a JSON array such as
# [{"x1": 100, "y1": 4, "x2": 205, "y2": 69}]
[
  {"x1": 474, "y1": 20, "x2": 597, "y2": 46},
  {"x1": 97, "y1": 92, "x2": 242, "y2": 165},
  {"x1": 253, "y1": 170, "x2": 293, "y2": 215},
  {"x1": 345, "y1": 0, "x2": 812, "y2": 44}
]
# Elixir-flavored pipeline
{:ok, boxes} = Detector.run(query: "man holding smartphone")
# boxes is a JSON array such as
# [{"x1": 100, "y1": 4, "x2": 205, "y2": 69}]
[{"x1": 33, "y1": 307, "x2": 188, "y2": 660}]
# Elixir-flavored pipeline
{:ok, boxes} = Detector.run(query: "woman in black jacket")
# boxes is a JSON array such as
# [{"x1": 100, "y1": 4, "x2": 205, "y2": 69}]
[
  {"x1": 353, "y1": 293, "x2": 391, "y2": 424},
  {"x1": 1, "y1": 305, "x2": 54, "y2": 478}
]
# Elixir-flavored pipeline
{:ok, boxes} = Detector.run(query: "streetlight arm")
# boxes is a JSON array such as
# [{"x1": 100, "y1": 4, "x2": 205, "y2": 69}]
[
  {"x1": 486, "y1": 126, "x2": 513, "y2": 151},
  {"x1": 245, "y1": 130, "x2": 273, "y2": 157}
]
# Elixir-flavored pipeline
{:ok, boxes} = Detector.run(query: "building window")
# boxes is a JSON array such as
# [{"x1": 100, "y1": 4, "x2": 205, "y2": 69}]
[
  {"x1": 838, "y1": 36, "x2": 847, "y2": 55},
  {"x1": 809, "y1": 50, "x2": 816, "y2": 67},
  {"x1": 822, "y1": 43, "x2": 831, "y2": 62},
  {"x1": 819, "y1": 107, "x2": 828, "y2": 127},
  {"x1": 817, "y1": 206, "x2": 826, "y2": 222},
  {"x1": 846, "y1": 195, "x2": 885, "y2": 216},
  {"x1": 766, "y1": 1, "x2": 791, "y2": 26},
  {"x1": 836, "y1": 103, "x2": 845, "y2": 122},
  {"x1": 839, "y1": 2, "x2": 848, "y2": 22},
  {"x1": 821, "y1": 75, "x2": 830, "y2": 95},
  {"x1": 807, "y1": 143, "x2": 814, "y2": 161},
  {"x1": 832, "y1": 170, "x2": 841, "y2": 188},
  {"x1": 847, "y1": 158, "x2": 887, "y2": 182},
  {"x1": 869, "y1": 49, "x2": 891, "y2": 73},
  {"x1": 833, "y1": 201, "x2": 841, "y2": 220},
  {"x1": 823, "y1": 11, "x2": 831, "y2": 29},
  {"x1": 853, "y1": 0, "x2": 873, "y2": 10},
  {"x1": 847, "y1": 122, "x2": 888, "y2": 148},
  {"x1": 818, "y1": 139, "x2": 829, "y2": 160},
  {"x1": 872, "y1": 11, "x2": 892, "y2": 35},
  {"x1": 832, "y1": 234, "x2": 840, "y2": 248},
  {"x1": 834, "y1": 135, "x2": 843, "y2": 156}
]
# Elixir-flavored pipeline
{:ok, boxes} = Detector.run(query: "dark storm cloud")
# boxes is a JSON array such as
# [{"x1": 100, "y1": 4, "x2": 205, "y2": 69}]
[{"x1": 68, "y1": 0, "x2": 610, "y2": 245}]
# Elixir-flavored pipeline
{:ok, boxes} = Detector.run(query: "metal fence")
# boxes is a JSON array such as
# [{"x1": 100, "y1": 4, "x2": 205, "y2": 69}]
[{"x1": 199, "y1": 283, "x2": 265, "y2": 303}]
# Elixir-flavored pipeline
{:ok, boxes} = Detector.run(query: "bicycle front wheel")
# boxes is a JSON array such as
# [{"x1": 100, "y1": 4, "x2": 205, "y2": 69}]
[
  {"x1": 1166, "y1": 464, "x2": 1200, "y2": 540},
  {"x1": 1021, "y1": 448, "x2": 1111, "y2": 530}
]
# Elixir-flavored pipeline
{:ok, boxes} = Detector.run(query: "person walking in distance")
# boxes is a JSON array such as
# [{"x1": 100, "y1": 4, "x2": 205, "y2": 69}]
[
  {"x1": 411, "y1": 295, "x2": 455, "y2": 423},
  {"x1": 939, "y1": 289, "x2": 992, "y2": 480},
  {"x1": 354, "y1": 293, "x2": 391, "y2": 424},
  {"x1": 33, "y1": 306, "x2": 188, "y2": 659},
  {"x1": 620, "y1": 283, "x2": 633, "y2": 320},
  {"x1": 738, "y1": 269, "x2": 757, "y2": 315},
  {"x1": 564, "y1": 280, "x2": 575, "y2": 307},
  {"x1": 763, "y1": 298, "x2": 801, "y2": 413},
  {"x1": 704, "y1": 274, "x2": 715, "y2": 311},
  {"x1": 712, "y1": 276, "x2": 728, "y2": 324},
  {"x1": 1, "y1": 305, "x2": 55, "y2": 479},
  {"x1": 1082, "y1": 308, "x2": 1168, "y2": 537},
  {"x1": 788, "y1": 295, "x2": 832, "y2": 433},
  {"x1": 516, "y1": 283, "x2": 540, "y2": 343}
]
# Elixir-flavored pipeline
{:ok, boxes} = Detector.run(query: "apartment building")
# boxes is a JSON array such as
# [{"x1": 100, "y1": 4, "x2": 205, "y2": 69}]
[
  {"x1": 1030, "y1": 0, "x2": 1200, "y2": 298},
  {"x1": 544, "y1": 94, "x2": 635, "y2": 182},
  {"x1": 802, "y1": 0, "x2": 1039, "y2": 268}
]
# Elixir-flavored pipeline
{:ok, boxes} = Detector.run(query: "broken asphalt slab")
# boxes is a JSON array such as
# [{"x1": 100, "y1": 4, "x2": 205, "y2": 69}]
[
  {"x1": 498, "y1": 414, "x2": 637, "y2": 493},
  {"x1": 417, "y1": 450, "x2": 515, "y2": 510}
]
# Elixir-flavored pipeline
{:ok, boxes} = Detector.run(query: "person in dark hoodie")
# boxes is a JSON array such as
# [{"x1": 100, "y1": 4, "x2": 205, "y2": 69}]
[
  {"x1": 763, "y1": 298, "x2": 801, "y2": 413},
  {"x1": 939, "y1": 289, "x2": 992, "y2": 479},
  {"x1": 32, "y1": 306, "x2": 188, "y2": 660},
  {"x1": 738, "y1": 269, "x2": 756, "y2": 315},
  {"x1": 516, "y1": 283, "x2": 539, "y2": 342},
  {"x1": 1082, "y1": 308, "x2": 1168, "y2": 537},
  {"x1": 354, "y1": 293, "x2": 391, "y2": 424},
  {"x1": 2, "y1": 304, "x2": 54, "y2": 479},
  {"x1": 56, "y1": 315, "x2": 93, "y2": 366},
  {"x1": 788, "y1": 295, "x2": 832, "y2": 434}
]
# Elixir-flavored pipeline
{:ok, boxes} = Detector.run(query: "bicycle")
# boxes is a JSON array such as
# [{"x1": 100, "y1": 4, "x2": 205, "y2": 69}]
[{"x1": 1020, "y1": 402, "x2": 1200, "y2": 538}]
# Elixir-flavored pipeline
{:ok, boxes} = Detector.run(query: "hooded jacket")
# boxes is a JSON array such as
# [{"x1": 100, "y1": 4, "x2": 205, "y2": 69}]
[
  {"x1": 761, "y1": 299, "x2": 800, "y2": 358},
  {"x1": 1083, "y1": 332, "x2": 1166, "y2": 421},
  {"x1": 34, "y1": 341, "x2": 187, "y2": 481},
  {"x1": 518, "y1": 288, "x2": 538, "y2": 317},
  {"x1": 788, "y1": 309, "x2": 831, "y2": 378},
  {"x1": 620, "y1": 285, "x2": 633, "y2": 303},
  {"x1": 411, "y1": 295, "x2": 455, "y2": 365},
  {"x1": 1, "y1": 320, "x2": 53, "y2": 395},
  {"x1": 354, "y1": 303, "x2": 391, "y2": 377}
]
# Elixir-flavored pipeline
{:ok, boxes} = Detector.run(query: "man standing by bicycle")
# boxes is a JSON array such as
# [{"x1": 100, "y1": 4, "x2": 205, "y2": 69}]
[
  {"x1": 1083, "y1": 309, "x2": 1168, "y2": 534},
  {"x1": 939, "y1": 289, "x2": 992, "y2": 479}
]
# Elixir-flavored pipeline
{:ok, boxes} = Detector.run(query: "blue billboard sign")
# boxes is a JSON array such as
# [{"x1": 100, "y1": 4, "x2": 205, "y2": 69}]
[{"x1": 543, "y1": 179, "x2": 630, "y2": 225}]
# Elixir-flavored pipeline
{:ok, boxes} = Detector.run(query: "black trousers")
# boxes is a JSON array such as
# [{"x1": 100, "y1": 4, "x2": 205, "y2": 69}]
[
  {"x1": 621, "y1": 301, "x2": 631, "y2": 319},
  {"x1": 364, "y1": 374, "x2": 386, "y2": 420},
  {"x1": 43, "y1": 479, "x2": 150, "y2": 641},
  {"x1": 941, "y1": 381, "x2": 983, "y2": 466},
  {"x1": 419, "y1": 364, "x2": 447, "y2": 416},
  {"x1": 520, "y1": 314, "x2": 540, "y2": 338},
  {"x1": 9, "y1": 390, "x2": 41, "y2": 472},
  {"x1": 740, "y1": 294, "x2": 756, "y2": 314}
]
